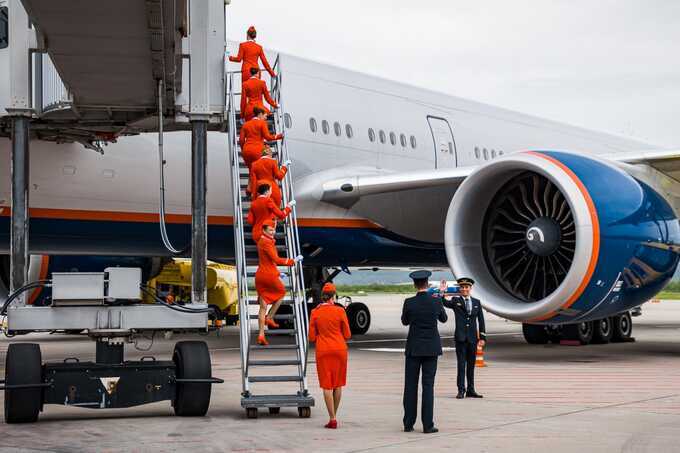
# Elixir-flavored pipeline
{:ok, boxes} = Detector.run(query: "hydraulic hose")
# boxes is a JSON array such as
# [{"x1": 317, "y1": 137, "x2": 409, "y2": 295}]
[
  {"x1": 139, "y1": 285, "x2": 219, "y2": 318},
  {"x1": 0, "y1": 280, "x2": 51, "y2": 316},
  {"x1": 157, "y1": 79, "x2": 185, "y2": 255}
]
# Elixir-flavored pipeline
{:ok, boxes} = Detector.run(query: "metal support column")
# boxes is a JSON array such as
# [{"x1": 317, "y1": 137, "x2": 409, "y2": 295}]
[
  {"x1": 191, "y1": 120, "x2": 208, "y2": 305},
  {"x1": 9, "y1": 116, "x2": 30, "y2": 305}
]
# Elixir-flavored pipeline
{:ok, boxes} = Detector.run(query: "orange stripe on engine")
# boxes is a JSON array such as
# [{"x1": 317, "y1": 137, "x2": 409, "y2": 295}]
[
  {"x1": 0, "y1": 206, "x2": 380, "y2": 229},
  {"x1": 526, "y1": 152, "x2": 600, "y2": 322}
]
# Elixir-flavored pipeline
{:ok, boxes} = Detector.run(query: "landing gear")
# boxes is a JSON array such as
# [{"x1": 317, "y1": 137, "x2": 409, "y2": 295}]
[
  {"x1": 346, "y1": 302, "x2": 371, "y2": 335},
  {"x1": 522, "y1": 323, "x2": 549, "y2": 344},
  {"x1": 612, "y1": 311, "x2": 633, "y2": 342}
]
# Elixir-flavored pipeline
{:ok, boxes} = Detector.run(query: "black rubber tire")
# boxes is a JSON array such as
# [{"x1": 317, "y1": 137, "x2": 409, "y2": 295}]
[
  {"x1": 4, "y1": 343, "x2": 43, "y2": 424},
  {"x1": 346, "y1": 303, "x2": 371, "y2": 335},
  {"x1": 612, "y1": 312, "x2": 633, "y2": 342},
  {"x1": 522, "y1": 323, "x2": 549, "y2": 344},
  {"x1": 268, "y1": 407, "x2": 280, "y2": 415},
  {"x1": 592, "y1": 317, "x2": 614, "y2": 344},
  {"x1": 173, "y1": 341, "x2": 212, "y2": 417},
  {"x1": 563, "y1": 321, "x2": 594, "y2": 345},
  {"x1": 298, "y1": 406, "x2": 311, "y2": 418},
  {"x1": 246, "y1": 407, "x2": 258, "y2": 419}
]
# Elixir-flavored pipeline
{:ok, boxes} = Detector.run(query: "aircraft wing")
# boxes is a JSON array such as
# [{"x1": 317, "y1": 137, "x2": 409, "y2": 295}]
[{"x1": 609, "y1": 149, "x2": 680, "y2": 183}]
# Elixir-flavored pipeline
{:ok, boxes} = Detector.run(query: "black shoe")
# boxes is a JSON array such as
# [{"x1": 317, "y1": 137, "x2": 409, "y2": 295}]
[
  {"x1": 456, "y1": 392, "x2": 465, "y2": 399},
  {"x1": 466, "y1": 390, "x2": 483, "y2": 398},
  {"x1": 423, "y1": 426, "x2": 439, "y2": 434},
  {"x1": 404, "y1": 426, "x2": 414, "y2": 432}
]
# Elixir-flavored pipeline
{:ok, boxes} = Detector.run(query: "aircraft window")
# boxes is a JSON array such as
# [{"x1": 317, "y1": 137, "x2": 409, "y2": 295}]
[
  {"x1": 389, "y1": 132, "x2": 397, "y2": 146},
  {"x1": 309, "y1": 118, "x2": 317, "y2": 133},
  {"x1": 333, "y1": 121, "x2": 342, "y2": 137},
  {"x1": 284, "y1": 113, "x2": 292, "y2": 129},
  {"x1": 0, "y1": 7, "x2": 8, "y2": 49},
  {"x1": 483, "y1": 148, "x2": 489, "y2": 160},
  {"x1": 410, "y1": 135, "x2": 417, "y2": 149},
  {"x1": 400, "y1": 133, "x2": 407, "y2": 147},
  {"x1": 379, "y1": 130, "x2": 386, "y2": 144},
  {"x1": 368, "y1": 128, "x2": 376, "y2": 142},
  {"x1": 491, "y1": 149, "x2": 497, "y2": 158},
  {"x1": 346, "y1": 124, "x2": 354, "y2": 139},
  {"x1": 474, "y1": 147, "x2": 480, "y2": 159},
  {"x1": 322, "y1": 120, "x2": 330, "y2": 135}
]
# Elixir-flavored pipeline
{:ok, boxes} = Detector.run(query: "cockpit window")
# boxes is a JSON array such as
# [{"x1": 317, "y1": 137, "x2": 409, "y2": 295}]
[{"x1": 0, "y1": 7, "x2": 9, "y2": 50}]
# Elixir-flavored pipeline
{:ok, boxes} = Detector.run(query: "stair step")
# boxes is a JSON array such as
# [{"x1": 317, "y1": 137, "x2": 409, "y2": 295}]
[
  {"x1": 249, "y1": 298, "x2": 293, "y2": 305},
  {"x1": 250, "y1": 344, "x2": 299, "y2": 350},
  {"x1": 247, "y1": 270, "x2": 289, "y2": 277},
  {"x1": 241, "y1": 394, "x2": 315, "y2": 409},
  {"x1": 248, "y1": 376, "x2": 303, "y2": 383},
  {"x1": 249, "y1": 314, "x2": 295, "y2": 320},
  {"x1": 256, "y1": 329, "x2": 296, "y2": 335},
  {"x1": 245, "y1": 245, "x2": 287, "y2": 253},
  {"x1": 248, "y1": 359, "x2": 301, "y2": 367}
]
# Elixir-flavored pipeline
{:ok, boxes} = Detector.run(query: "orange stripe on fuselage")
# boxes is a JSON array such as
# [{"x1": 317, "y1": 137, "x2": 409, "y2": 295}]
[
  {"x1": 527, "y1": 152, "x2": 600, "y2": 322},
  {"x1": 0, "y1": 206, "x2": 380, "y2": 229}
]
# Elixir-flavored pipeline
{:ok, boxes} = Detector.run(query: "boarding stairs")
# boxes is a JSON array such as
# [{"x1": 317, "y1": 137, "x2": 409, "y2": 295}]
[{"x1": 226, "y1": 58, "x2": 314, "y2": 418}]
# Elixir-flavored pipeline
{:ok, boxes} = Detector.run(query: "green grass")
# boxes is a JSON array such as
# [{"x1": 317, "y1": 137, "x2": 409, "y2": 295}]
[
  {"x1": 655, "y1": 291, "x2": 680, "y2": 300},
  {"x1": 335, "y1": 284, "x2": 413, "y2": 295}
]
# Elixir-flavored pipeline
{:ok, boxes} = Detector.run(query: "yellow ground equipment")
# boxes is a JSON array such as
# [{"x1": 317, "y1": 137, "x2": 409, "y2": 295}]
[{"x1": 144, "y1": 259, "x2": 239, "y2": 324}]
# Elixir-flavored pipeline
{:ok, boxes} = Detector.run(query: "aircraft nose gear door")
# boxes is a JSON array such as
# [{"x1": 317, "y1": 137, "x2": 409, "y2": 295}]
[{"x1": 427, "y1": 116, "x2": 457, "y2": 168}]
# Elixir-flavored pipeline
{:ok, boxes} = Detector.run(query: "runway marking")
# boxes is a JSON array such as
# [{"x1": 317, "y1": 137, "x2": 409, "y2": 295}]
[{"x1": 347, "y1": 393, "x2": 680, "y2": 452}]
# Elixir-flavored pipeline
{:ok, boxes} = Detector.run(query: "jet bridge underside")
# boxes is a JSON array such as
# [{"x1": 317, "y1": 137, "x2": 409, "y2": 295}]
[{"x1": 10, "y1": 0, "x2": 220, "y2": 146}]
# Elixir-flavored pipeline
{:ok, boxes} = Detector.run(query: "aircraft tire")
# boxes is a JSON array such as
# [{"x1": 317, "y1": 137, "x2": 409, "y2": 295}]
[
  {"x1": 592, "y1": 317, "x2": 613, "y2": 344},
  {"x1": 522, "y1": 323, "x2": 549, "y2": 344},
  {"x1": 612, "y1": 312, "x2": 633, "y2": 342},
  {"x1": 562, "y1": 321, "x2": 594, "y2": 345},
  {"x1": 346, "y1": 302, "x2": 371, "y2": 335},
  {"x1": 173, "y1": 341, "x2": 212, "y2": 416},
  {"x1": 4, "y1": 343, "x2": 43, "y2": 424}
]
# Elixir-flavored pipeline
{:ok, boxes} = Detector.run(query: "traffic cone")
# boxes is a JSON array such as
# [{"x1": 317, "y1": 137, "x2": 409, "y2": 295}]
[{"x1": 475, "y1": 342, "x2": 486, "y2": 367}]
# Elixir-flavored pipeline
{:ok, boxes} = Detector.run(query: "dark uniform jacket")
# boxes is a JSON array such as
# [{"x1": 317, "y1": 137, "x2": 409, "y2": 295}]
[
  {"x1": 443, "y1": 296, "x2": 486, "y2": 343},
  {"x1": 401, "y1": 292, "x2": 448, "y2": 356}
]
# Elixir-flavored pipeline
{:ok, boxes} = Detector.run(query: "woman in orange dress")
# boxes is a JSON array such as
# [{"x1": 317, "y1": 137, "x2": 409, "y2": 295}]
[
  {"x1": 246, "y1": 183, "x2": 294, "y2": 243},
  {"x1": 239, "y1": 107, "x2": 283, "y2": 171},
  {"x1": 241, "y1": 67, "x2": 278, "y2": 122},
  {"x1": 254, "y1": 221, "x2": 302, "y2": 345},
  {"x1": 249, "y1": 146, "x2": 290, "y2": 207},
  {"x1": 229, "y1": 26, "x2": 276, "y2": 82},
  {"x1": 308, "y1": 283, "x2": 351, "y2": 429}
]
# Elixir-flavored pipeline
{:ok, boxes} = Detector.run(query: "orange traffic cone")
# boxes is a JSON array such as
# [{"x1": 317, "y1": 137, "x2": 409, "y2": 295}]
[{"x1": 475, "y1": 342, "x2": 486, "y2": 368}]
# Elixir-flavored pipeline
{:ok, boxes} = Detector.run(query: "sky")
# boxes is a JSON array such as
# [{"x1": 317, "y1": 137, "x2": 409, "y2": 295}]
[{"x1": 226, "y1": 0, "x2": 680, "y2": 147}]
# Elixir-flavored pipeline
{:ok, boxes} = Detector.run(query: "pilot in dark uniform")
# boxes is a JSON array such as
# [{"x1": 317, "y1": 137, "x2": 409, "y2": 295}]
[
  {"x1": 442, "y1": 277, "x2": 486, "y2": 399},
  {"x1": 401, "y1": 270, "x2": 448, "y2": 434}
]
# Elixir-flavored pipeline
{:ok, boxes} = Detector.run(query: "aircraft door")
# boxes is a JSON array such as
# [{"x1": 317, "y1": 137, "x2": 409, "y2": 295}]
[{"x1": 427, "y1": 116, "x2": 457, "y2": 168}]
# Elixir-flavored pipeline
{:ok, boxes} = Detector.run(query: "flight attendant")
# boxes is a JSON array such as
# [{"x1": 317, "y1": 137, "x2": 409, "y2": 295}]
[
  {"x1": 246, "y1": 183, "x2": 295, "y2": 243},
  {"x1": 229, "y1": 26, "x2": 276, "y2": 83},
  {"x1": 239, "y1": 107, "x2": 283, "y2": 171},
  {"x1": 249, "y1": 146, "x2": 290, "y2": 207},
  {"x1": 241, "y1": 67, "x2": 278, "y2": 122},
  {"x1": 255, "y1": 221, "x2": 301, "y2": 345},
  {"x1": 308, "y1": 283, "x2": 351, "y2": 429}
]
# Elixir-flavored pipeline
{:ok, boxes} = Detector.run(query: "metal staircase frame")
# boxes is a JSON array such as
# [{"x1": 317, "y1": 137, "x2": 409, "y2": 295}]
[{"x1": 225, "y1": 54, "x2": 313, "y2": 417}]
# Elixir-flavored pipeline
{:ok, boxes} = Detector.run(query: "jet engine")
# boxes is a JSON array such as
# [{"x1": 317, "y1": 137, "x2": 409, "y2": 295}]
[{"x1": 445, "y1": 151, "x2": 680, "y2": 324}]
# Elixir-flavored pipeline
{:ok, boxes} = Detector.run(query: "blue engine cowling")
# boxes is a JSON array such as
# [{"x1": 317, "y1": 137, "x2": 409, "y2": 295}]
[{"x1": 445, "y1": 150, "x2": 680, "y2": 324}]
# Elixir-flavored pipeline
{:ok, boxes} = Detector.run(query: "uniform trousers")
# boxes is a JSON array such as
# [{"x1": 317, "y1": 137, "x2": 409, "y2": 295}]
[
  {"x1": 403, "y1": 355, "x2": 438, "y2": 430},
  {"x1": 455, "y1": 340, "x2": 477, "y2": 393}
]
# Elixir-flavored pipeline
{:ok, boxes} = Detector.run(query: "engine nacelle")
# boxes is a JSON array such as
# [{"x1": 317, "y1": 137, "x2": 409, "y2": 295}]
[{"x1": 445, "y1": 151, "x2": 680, "y2": 324}]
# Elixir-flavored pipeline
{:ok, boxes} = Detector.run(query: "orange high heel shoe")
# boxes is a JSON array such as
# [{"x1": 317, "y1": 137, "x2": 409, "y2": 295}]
[
  {"x1": 265, "y1": 317, "x2": 280, "y2": 329},
  {"x1": 257, "y1": 335, "x2": 269, "y2": 346}
]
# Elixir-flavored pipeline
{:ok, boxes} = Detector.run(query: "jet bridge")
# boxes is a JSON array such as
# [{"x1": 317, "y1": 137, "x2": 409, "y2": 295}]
[{"x1": 0, "y1": 0, "x2": 230, "y2": 422}]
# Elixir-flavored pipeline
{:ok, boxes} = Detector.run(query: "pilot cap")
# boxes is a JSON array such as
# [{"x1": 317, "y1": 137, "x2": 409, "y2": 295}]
[
  {"x1": 457, "y1": 277, "x2": 475, "y2": 286},
  {"x1": 409, "y1": 270, "x2": 432, "y2": 280},
  {"x1": 322, "y1": 282, "x2": 337, "y2": 294}
]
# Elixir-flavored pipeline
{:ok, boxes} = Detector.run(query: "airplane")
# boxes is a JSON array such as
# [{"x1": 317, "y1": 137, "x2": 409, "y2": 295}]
[{"x1": 2, "y1": 4, "x2": 679, "y2": 345}]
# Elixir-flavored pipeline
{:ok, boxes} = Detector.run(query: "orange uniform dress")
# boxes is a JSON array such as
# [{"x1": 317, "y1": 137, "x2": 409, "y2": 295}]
[
  {"x1": 309, "y1": 304, "x2": 352, "y2": 390},
  {"x1": 255, "y1": 233, "x2": 293, "y2": 305},
  {"x1": 241, "y1": 77, "x2": 278, "y2": 122},
  {"x1": 229, "y1": 40, "x2": 275, "y2": 82},
  {"x1": 249, "y1": 156, "x2": 288, "y2": 207},
  {"x1": 246, "y1": 195, "x2": 291, "y2": 243},
  {"x1": 239, "y1": 118, "x2": 282, "y2": 171}
]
